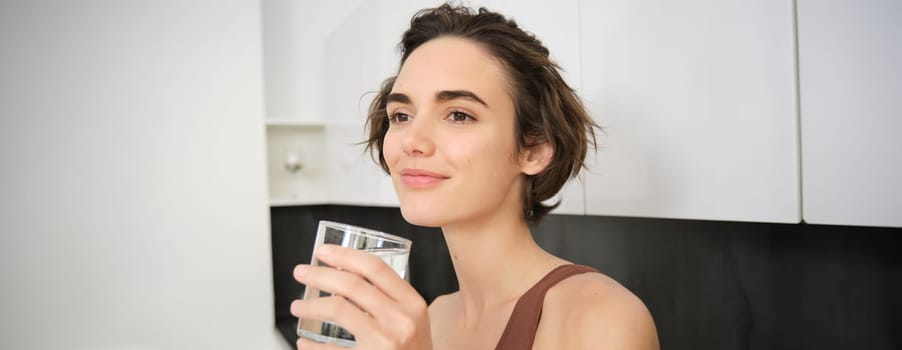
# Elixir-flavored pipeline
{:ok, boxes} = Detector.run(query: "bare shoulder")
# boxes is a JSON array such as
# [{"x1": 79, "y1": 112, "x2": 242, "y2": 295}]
[{"x1": 535, "y1": 271, "x2": 659, "y2": 350}]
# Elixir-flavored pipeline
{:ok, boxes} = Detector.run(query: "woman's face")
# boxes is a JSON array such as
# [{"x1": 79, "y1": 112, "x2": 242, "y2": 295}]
[{"x1": 383, "y1": 37, "x2": 526, "y2": 227}]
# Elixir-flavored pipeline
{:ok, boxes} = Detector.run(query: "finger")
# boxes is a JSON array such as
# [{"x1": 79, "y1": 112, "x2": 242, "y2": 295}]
[
  {"x1": 293, "y1": 264, "x2": 397, "y2": 317},
  {"x1": 290, "y1": 296, "x2": 379, "y2": 339},
  {"x1": 296, "y1": 336, "x2": 349, "y2": 350},
  {"x1": 315, "y1": 244, "x2": 419, "y2": 303}
]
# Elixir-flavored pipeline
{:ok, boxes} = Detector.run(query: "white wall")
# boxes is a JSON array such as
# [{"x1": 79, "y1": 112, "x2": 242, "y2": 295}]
[{"x1": 0, "y1": 1, "x2": 290, "y2": 349}]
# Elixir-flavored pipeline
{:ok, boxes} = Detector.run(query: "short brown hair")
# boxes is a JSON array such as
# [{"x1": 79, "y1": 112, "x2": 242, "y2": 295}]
[{"x1": 365, "y1": 3, "x2": 598, "y2": 224}]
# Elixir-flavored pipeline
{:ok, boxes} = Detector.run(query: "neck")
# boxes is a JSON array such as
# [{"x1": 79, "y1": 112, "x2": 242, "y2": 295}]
[{"x1": 440, "y1": 210, "x2": 563, "y2": 321}]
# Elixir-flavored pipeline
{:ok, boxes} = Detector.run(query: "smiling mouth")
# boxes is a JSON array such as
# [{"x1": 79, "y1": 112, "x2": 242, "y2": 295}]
[{"x1": 399, "y1": 169, "x2": 449, "y2": 188}]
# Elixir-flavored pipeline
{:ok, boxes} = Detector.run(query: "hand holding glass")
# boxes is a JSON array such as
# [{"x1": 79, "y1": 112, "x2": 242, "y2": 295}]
[{"x1": 296, "y1": 220, "x2": 412, "y2": 347}]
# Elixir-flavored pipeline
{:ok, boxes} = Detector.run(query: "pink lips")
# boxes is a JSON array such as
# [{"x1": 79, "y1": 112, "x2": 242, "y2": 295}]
[{"x1": 399, "y1": 168, "x2": 449, "y2": 188}]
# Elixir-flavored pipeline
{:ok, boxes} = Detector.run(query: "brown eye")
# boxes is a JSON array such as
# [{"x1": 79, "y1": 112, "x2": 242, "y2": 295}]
[
  {"x1": 447, "y1": 111, "x2": 475, "y2": 123},
  {"x1": 388, "y1": 112, "x2": 412, "y2": 124}
]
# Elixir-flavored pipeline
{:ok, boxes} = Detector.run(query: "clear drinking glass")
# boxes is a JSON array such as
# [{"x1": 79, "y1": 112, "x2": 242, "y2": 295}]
[{"x1": 296, "y1": 220, "x2": 412, "y2": 347}]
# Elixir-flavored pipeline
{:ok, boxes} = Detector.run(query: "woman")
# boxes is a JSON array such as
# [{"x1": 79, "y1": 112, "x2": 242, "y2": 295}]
[{"x1": 291, "y1": 4, "x2": 659, "y2": 349}]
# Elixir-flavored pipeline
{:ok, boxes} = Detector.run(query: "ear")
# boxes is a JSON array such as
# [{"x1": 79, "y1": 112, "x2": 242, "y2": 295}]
[{"x1": 519, "y1": 142, "x2": 554, "y2": 176}]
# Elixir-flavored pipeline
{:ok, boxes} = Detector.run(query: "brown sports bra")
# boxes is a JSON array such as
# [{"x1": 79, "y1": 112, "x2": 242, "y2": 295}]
[{"x1": 495, "y1": 264, "x2": 600, "y2": 350}]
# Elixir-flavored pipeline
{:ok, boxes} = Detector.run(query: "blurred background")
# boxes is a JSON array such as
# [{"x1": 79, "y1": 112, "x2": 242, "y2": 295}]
[{"x1": 1, "y1": 0, "x2": 899, "y2": 349}]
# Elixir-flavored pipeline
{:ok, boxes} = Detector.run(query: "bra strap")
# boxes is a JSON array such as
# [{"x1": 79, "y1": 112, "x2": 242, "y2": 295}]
[{"x1": 495, "y1": 264, "x2": 600, "y2": 350}]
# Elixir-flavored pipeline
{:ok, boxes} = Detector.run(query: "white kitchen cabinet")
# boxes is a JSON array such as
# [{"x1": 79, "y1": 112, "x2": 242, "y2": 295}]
[
  {"x1": 797, "y1": 0, "x2": 902, "y2": 228},
  {"x1": 578, "y1": 0, "x2": 801, "y2": 223},
  {"x1": 261, "y1": 0, "x2": 367, "y2": 124},
  {"x1": 264, "y1": 0, "x2": 901, "y2": 227}
]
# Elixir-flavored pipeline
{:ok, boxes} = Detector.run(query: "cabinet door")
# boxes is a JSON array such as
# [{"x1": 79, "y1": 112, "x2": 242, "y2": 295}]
[
  {"x1": 262, "y1": 0, "x2": 370, "y2": 122},
  {"x1": 579, "y1": 0, "x2": 800, "y2": 222},
  {"x1": 798, "y1": 0, "x2": 902, "y2": 227}
]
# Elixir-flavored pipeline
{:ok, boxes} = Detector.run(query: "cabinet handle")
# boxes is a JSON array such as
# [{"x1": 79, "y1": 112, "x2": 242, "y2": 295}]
[{"x1": 284, "y1": 152, "x2": 304, "y2": 173}]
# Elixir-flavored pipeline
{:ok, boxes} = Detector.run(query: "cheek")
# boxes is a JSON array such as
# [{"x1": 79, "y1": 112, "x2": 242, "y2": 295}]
[
  {"x1": 381, "y1": 132, "x2": 401, "y2": 167},
  {"x1": 452, "y1": 135, "x2": 519, "y2": 176}
]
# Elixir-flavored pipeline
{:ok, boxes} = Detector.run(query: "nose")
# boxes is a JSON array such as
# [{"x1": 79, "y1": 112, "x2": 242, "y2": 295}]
[{"x1": 401, "y1": 116, "x2": 435, "y2": 157}]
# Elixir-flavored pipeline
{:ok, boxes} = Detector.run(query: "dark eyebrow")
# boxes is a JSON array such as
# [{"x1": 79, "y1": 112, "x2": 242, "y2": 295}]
[
  {"x1": 386, "y1": 93, "x2": 411, "y2": 104},
  {"x1": 436, "y1": 90, "x2": 488, "y2": 107},
  {"x1": 387, "y1": 90, "x2": 488, "y2": 108}
]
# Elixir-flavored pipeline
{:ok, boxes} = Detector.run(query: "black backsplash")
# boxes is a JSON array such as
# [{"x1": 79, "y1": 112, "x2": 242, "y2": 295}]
[{"x1": 271, "y1": 205, "x2": 901, "y2": 349}]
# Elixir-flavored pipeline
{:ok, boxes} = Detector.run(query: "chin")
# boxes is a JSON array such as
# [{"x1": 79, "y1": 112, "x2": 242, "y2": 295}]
[{"x1": 398, "y1": 203, "x2": 447, "y2": 228}]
